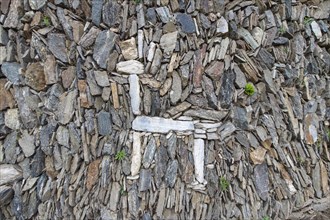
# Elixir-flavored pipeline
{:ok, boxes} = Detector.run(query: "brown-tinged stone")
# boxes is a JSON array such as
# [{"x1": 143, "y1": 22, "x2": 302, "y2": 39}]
[
  {"x1": 25, "y1": 62, "x2": 46, "y2": 91},
  {"x1": 0, "y1": 79, "x2": 15, "y2": 111},
  {"x1": 119, "y1": 37, "x2": 138, "y2": 60},
  {"x1": 193, "y1": 44, "x2": 207, "y2": 89},
  {"x1": 78, "y1": 80, "x2": 91, "y2": 108},
  {"x1": 86, "y1": 159, "x2": 101, "y2": 190},
  {"x1": 44, "y1": 55, "x2": 57, "y2": 85},
  {"x1": 61, "y1": 66, "x2": 76, "y2": 89},
  {"x1": 205, "y1": 61, "x2": 224, "y2": 81}
]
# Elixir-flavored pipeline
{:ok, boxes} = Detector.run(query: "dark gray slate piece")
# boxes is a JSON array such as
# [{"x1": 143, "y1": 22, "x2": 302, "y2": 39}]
[
  {"x1": 48, "y1": 33, "x2": 68, "y2": 63},
  {"x1": 102, "y1": 1, "x2": 121, "y2": 27},
  {"x1": 219, "y1": 70, "x2": 235, "y2": 109},
  {"x1": 146, "y1": 8, "x2": 157, "y2": 25},
  {"x1": 176, "y1": 13, "x2": 195, "y2": 33},
  {"x1": 165, "y1": 160, "x2": 178, "y2": 187},
  {"x1": 93, "y1": 30, "x2": 117, "y2": 69},
  {"x1": 154, "y1": 145, "x2": 169, "y2": 188},
  {"x1": 257, "y1": 48, "x2": 275, "y2": 69},
  {"x1": 142, "y1": 136, "x2": 156, "y2": 168},
  {"x1": 139, "y1": 169, "x2": 152, "y2": 192},
  {"x1": 254, "y1": 163, "x2": 269, "y2": 201},
  {"x1": 1, "y1": 62, "x2": 21, "y2": 84},
  {"x1": 233, "y1": 107, "x2": 248, "y2": 130},
  {"x1": 167, "y1": 134, "x2": 177, "y2": 160},
  {"x1": 92, "y1": 0, "x2": 103, "y2": 26},
  {"x1": 98, "y1": 110, "x2": 112, "y2": 136}
]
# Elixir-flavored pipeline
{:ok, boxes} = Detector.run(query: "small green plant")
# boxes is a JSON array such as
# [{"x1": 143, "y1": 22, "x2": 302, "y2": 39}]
[
  {"x1": 303, "y1": 16, "x2": 314, "y2": 25},
  {"x1": 42, "y1": 16, "x2": 51, "y2": 27},
  {"x1": 244, "y1": 83, "x2": 255, "y2": 96},
  {"x1": 296, "y1": 156, "x2": 304, "y2": 165},
  {"x1": 219, "y1": 177, "x2": 229, "y2": 192},
  {"x1": 134, "y1": 0, "x2": 141, "y2": 3},
  {"x1": 119, "y1": 186, "x2": 127, "y2": 196},
  {"x1": 278, "y1": 26, "x2": 286, "y2": 35},
  {"x1": 115, "y1": 150, "x2": 126, "y2": 161},
  {"x1": 262, "y1": 216, "x2": 271, "y2": 220}
]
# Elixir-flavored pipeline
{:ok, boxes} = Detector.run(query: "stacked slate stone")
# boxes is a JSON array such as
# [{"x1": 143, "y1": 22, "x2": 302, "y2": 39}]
[{"x1": 0, "y1": 0, "x2": 330, "y2": 219}]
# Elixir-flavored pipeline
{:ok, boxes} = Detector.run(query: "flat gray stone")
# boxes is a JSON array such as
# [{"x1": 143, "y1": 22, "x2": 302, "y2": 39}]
[
  {"x1": 1, "y1": 62, "x2": 21, "y2": 85},
  {"x1": 93, "y1": 30, "x2": 117, "y2": 69},
  {"x1": 165, "y1": 160, "x2": 178, "y2": 187},
  {"x1": 18, "y1": 130, "x2": 35, "y2": 157},
  {"x1": 48, "y1": 33, "x2": 68, "y2": 63},
  {"x1": 91, "y1": 0, "x2": 103, "y2": 26},
  {"x1": 176, "y1": 13, "x2": 195, "y2": 33},
  {"x1": 129, "y1": 74, "x2": 141, "y2": 115},
  {"x1": 139, "y1": 169, "x2": 152, "y2": 191},
  {"x1": 98, "y1": 110, "x2": 112, "y2": 136}
]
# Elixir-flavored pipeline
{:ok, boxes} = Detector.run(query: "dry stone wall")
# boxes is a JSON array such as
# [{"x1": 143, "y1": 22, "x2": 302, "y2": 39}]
[{"x1": 0, "y1": 0, "x2": 330, "y2": 219}]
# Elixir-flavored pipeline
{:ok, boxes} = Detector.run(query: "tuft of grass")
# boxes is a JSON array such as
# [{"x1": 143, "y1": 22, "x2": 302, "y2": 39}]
[
  {"x1": 262, "y1": 216, "x2": 271, "y2": 220},
  {"x1": 244, "y1": 83, "x2": 255, "y2": 96},
  {"x1": 219, "y1": 177, "x2": 229, "y2": 192},
  {"x1": 296, "y1": 156, "x2": 304, "y2": 165},
  {"x1": 120, "y1": 186, "x2": 127, "y2": 196},
  {"x1": 42, "y1": 16, "x2": 51, "y2": 27},
  {"x1": 303, "y1": 16, "x2": 314, "y2": 25},
  {"x1": 278, "y1": 26, "x2": 286, "y2": 35},
  {"x1": 134, "y1": 0, "x2": 141, "y2": 3},
  {"x1": 115, "y1": 150, "x2": 126, "y2": 161}
]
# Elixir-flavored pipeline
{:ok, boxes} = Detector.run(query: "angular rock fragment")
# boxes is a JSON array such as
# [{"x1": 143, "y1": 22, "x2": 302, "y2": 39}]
[
  {"x1": 219, "y1": 70, "x2": 235, "y2": 109},
  {"x1": 131, "y1": 132, "x2": 142, "y2": 177},
  {"x1": 160, "y1": 31, "x2": 177, "y2": 55},
  {"x1": 102, "y1": 1, "x2": 121, "y2": 27},
  {"x1": 29, "y1": 0, "x2": 46, "y2": 10},
  {"x1": 165, "y1": 160, "x2": 178, "y2": 187},
  {"x1": 15, "y1": 87, "x2": 38, "y2": 129},
  {"x1": 132, "y1": 116, "x2": 194, "y2": 133},
  {"x1": 25, "y1": 62, "x2": 46, "y2": 91},
  {"x1": 98, "y1": 111, "x2": 112, "y2": 136},
  {"x1": 0, "y1": 164, "x2": 22, "y2": 185},
  {"x1": 237, "y1": 28, "x2": 259, "y2": 50},
  {"x1": 116, "y1": 60, "x2": 144, "y2": 75},
  {"x1": 193, "y1": 139, "x2": 205, "y2": 184},
  {"x1": 5, "y1": 109, "x2": 20, "y2": 130},
  {"x1": 216, "y1": 17, "x2": 228, "y2": 34},
  {"x1": 93, "y1": 30, "x2": 117, "y2": 69},
  {"x1": 86, "y1": 159, "x2": 101, "y2": 190},
  {"x1": 254, "y1": 163, "x2": 269, "y2": 201},
  {"x1": 139, "y1": 169, "x2": 152, "y2": 191},
  {"x1": 91, "y1": 0, "x2": 103, "y2": 26},
  {"x1": 48, "y1": 33, "x2": 68, "y2": 63},
  {"x1": 1, "y1": 62, "x2": 21, "y2": 85},
  {"x1": 119, "y1": 38, "x2": 138, "y2": 60},
  {"x1": 44, "y1": 55, "x2": 57, "y2": 85},
  {"x1": 170, "y1": 71, "x2": 182, "y2": 105},
  {"x1": 57, "y1": 90, "x2": 77, "y2": 125},
  {"x1": 142, "y1": 136, "x2": 156, "y2": 169},
  {"x1": 176, "y1": 13, "x2": 195, "y2": 33},
  {"x1": 129, "y1": 74, "x2": 141, "y2": 115},
  {"x1": 94, "y1": 71, "x2": 109, "y2": 87},
  {"x1": 18, "y1": 130, "x2": 35, "y2": 157}
]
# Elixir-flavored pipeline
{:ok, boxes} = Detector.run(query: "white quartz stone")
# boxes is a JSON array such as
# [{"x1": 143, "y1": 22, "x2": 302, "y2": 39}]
[
  {"x1": 129, "y1": 74, "x2": 141, "y2": 115},
  {"x1": 132, "y1": 116, "x2": 194, "y2": 133},
  {"x1": 193, "y1": 139, "x2": 205, "y2": 184},
  {"x1": 131, "y1": 132, "x2": 142, "y2": 177}
]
